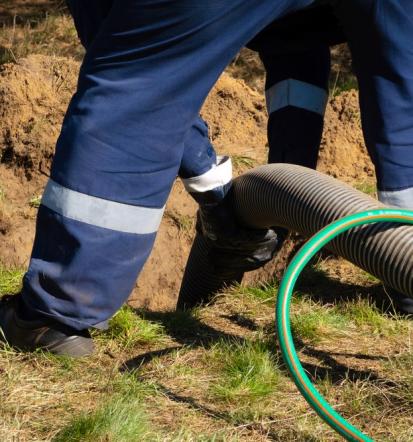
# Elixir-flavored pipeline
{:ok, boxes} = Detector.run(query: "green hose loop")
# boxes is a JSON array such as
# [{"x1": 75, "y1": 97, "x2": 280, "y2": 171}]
[{"x1": 276, "y1": 208, "x2": 413, "y2": 442}]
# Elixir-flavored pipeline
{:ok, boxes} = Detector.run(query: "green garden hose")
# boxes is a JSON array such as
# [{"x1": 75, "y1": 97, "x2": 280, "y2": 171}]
[{"x1": 276, "y1": 208, "x2": 413, "y2": 442}]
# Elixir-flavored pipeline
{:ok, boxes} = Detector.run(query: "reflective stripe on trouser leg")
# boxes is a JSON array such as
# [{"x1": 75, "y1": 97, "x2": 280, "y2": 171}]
[
  {"x1": 266, "y1": 79, "x2": 328, "y2": 116},
  {"x1": 22, "y1": 0, "x2": 315, "y2": 329},
  {"x1": 22, "y1": 206, "x2": 158, "y2": 330},
  {"x1": 181, "y1": 156, "x2": 233, "y2": 204},
  {"x1": 259, "y1": 46, "x2": 330, "y2": 168},
  {"x1": 41, "y1": 180, "x2": 164, "y2": 235},
  {"x1": 378, "y1": 188, "x2": 413, "y2": 210},
  {"x1": 179, "y1": 117, "x2": 232, "y2": 204}
]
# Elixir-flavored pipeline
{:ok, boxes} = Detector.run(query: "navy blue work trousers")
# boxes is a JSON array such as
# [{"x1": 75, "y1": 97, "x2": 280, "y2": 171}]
[{"x1": 21, "y1": 0, "x2": 413, "y2": 330}]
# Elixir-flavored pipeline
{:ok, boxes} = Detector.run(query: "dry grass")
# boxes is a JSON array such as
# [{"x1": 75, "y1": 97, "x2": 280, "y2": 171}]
[
  {"x1": 0, "y1": 11, "x2": 82, "y2": 64},
  {"x1": 4, "y1": 257, "x2": 411, "y2": 441}
]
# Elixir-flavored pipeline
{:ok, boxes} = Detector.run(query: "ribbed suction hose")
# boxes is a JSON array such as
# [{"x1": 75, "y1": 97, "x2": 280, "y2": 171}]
[{"x1": 178, "y1": 164, "x2": 413, "y2": 308}]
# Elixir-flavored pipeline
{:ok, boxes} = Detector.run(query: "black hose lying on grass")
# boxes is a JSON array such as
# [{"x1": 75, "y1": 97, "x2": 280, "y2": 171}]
[{"x1": 177, "y1": 164, "x2": 413, "y2": 309}]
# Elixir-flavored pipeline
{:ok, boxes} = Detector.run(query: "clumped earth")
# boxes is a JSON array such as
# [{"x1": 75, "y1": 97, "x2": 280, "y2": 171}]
[{"x1": 0, "y1": 54, "x2": 374, "y2": 309}]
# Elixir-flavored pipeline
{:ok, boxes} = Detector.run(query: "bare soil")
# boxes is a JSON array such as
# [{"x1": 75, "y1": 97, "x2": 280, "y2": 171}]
[{"x1": 0, "y1": 54, "x2": 374, "y2": 309}]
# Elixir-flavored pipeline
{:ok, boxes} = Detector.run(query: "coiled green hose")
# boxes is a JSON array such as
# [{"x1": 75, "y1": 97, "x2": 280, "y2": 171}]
[{"x1": 277, "y1": 208, "x2": 413, "y2": 442}]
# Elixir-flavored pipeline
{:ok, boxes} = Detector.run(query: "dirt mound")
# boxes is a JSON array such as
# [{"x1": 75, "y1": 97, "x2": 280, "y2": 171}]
[
  {"x1": 0, "y1": 55, "x2": 79, "y2": 266},
  {"x1": 0, "y1": 54, "x2": 374, "y2": 310},
  {"x1": 319, "y1": 91, "x2": 374, "y2": 183},
  {"x1": 201, "y1": 73, "x2": 267, "y2": 163},
  {"x1": 0, "y1": 55, "x2": 77, "y2": 180}
]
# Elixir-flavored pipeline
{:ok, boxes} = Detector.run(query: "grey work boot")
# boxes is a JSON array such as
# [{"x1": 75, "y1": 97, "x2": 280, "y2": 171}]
[{"x1": 0, "y1": 295, "x2": 95, "y2": 357}]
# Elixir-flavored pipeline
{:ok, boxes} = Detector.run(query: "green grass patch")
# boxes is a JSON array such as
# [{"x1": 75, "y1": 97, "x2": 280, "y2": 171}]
[
  {"x1": 235, "y1": 283, "x2": 277, "y2": 306},
  {"x1": 335, "y1": 299, "x2": 408, "y2": 336},
  {"x1": 142, "y1": 309, "x2": 204, "y2": 339},
  {"x1": 360, "y1": 271, "x2": 380, "y2": 284},
  {"x1": 164, "y1": 210, "x2": 194, "y2": 234},
  {"x1": 0, "y1": 267, "x2": 24, "y2": 296},
  {"x1": 54, "y1": 379, "x2": 156, "y2": 442},
  {"x1": 231, "y1": 155, "x2": 256, "y2": 169},
  {"x1": 29, "y1": 195, "x2": 42, "y2": 208},
  {"x1": 100, "y1": 306, "x2": 166, "y2": 349},
  {"x1": 329, "y1": 71, "x2": 358, "y2": 96},
  {"x1": 208, "y1": 339, "x2": 281, "y2": 404},
  {"x1": 354, "y1": 181, "x2": 377, "y2": 197},
  {"x1": 291, "y1": 298, "x2": 348, "y2": 343}
]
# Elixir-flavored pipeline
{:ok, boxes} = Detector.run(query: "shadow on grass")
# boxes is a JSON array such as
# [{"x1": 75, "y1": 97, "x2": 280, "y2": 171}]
[
  {"x1": 221, "y1": 313, "x2": 260, "y2": 331},
  {"x1": 0, "y1": 0, "x2": 65, "y2": 25},
  {"x1": 121, "y1": 308, "x2": 393, "y2": 388},
  {"x1": 125, "y1": 380, "x2": 321, "y2": 441},
  {"x1": 121, "y1": 309, "x2": 248, "y2": 372},
  {"x1": 119, "y1": 307, "x2": 410, "y2": 436},
  {"x1": 296, "y1": 265, "x2": 398, "y2": 314},
  {"x1": 297, "y1": 343, "x2": 396, "y2": 386}
]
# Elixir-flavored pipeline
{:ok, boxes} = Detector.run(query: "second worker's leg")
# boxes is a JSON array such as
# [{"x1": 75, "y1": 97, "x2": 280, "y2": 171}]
[
  {"x1": 247, "y1": 5, "x2": 343, "y2": 167},
  {"x1": 262, "y1": 47, "x2": 330, "y2": 167},
  {"x1": 334, "y1": 0, "x2": 413, "y2": 313}
]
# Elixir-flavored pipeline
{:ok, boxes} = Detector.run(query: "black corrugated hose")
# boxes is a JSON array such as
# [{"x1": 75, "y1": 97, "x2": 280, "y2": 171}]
[{"x1": 177, "y1": 164, "x2": 413, "y2": 309}]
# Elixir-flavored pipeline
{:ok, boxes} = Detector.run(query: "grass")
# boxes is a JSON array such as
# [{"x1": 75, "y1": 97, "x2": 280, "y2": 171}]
[
  {"x1": 29, "y1": 194, "x2": 42, "y2": 208},
  {"x1": 164, "y1": 210, "x2": 194, "y2": 234},
  {"x1": 0, "y1": 266, "x2": 24, "y2": 295},
  {"x1": 235, "y1": 283, "x2": 278, "y2": 306},
  {"x1": 335, "y1": 298, "x2": 409, "y2": 336},
  {"x1": 54, "y1": 378, "x2": 156, "y2": 442},
  {"x1": 0, "y1": 14, "x2": 83, "y2": 65},
  {"x1": 208, "y1": 339, "x2": 281, "y2": 404},
  {"x1": 329, "y1": 70, "x2": 359, "y2": 97},
  {"x1": 231, "y1": 155, "x2": 256, "y2": 170},
  {"x1": 354, "y1": 181, "x2": 377, "y2": 197},
  {"x1": 1, "y1": 255, "x2": 413, "y2": 440},
  {"x1": 99, "y1": 305, "x2": 166, "y2": 349},
  {"x1": 385, "y1": 352, "x2": 413, "y2": 408},
  {"x1": 290, "y1": 298, "x2": 348, "y2": 343}
]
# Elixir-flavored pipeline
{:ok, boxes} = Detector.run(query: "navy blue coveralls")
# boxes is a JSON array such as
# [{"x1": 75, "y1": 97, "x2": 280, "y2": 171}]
[{"x1": 20, "y1": 1, "x2": 413, "y2": 330}]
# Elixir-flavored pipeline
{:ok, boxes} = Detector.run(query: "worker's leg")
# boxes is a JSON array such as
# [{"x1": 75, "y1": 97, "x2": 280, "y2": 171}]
[
  {"x1": 247, "y1": 5, "x2": 345, "y2": 168},
  {"x1": 261, "y1": 47, "x2": 330, "y2": 168},
  {"x1": 21, "y1": 0, "x2": 315, "y2": 330},
  {"x1": 333, "y1": 0, "x2": 413, "y2": 313},
  {"x1": 67, "y1": 0, "x2": 229, "y2": 204},
  {"x1": 334, "y1": 0, "x2": 413, "y2": 208}
]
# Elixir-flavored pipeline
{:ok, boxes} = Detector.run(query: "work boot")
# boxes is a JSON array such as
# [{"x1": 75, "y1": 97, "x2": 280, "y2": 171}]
[
  {"x1": 0, "y1": 295, "x2": 95, "y2": 357},
  {"x1": 384, "y1": 287, "x2": 413, "y2": 315}
]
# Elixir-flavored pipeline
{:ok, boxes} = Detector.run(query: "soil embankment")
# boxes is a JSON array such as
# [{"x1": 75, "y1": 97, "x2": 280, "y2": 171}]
[{"x1": 0, "y1": 55, "x2": 373, "y2": 309}]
